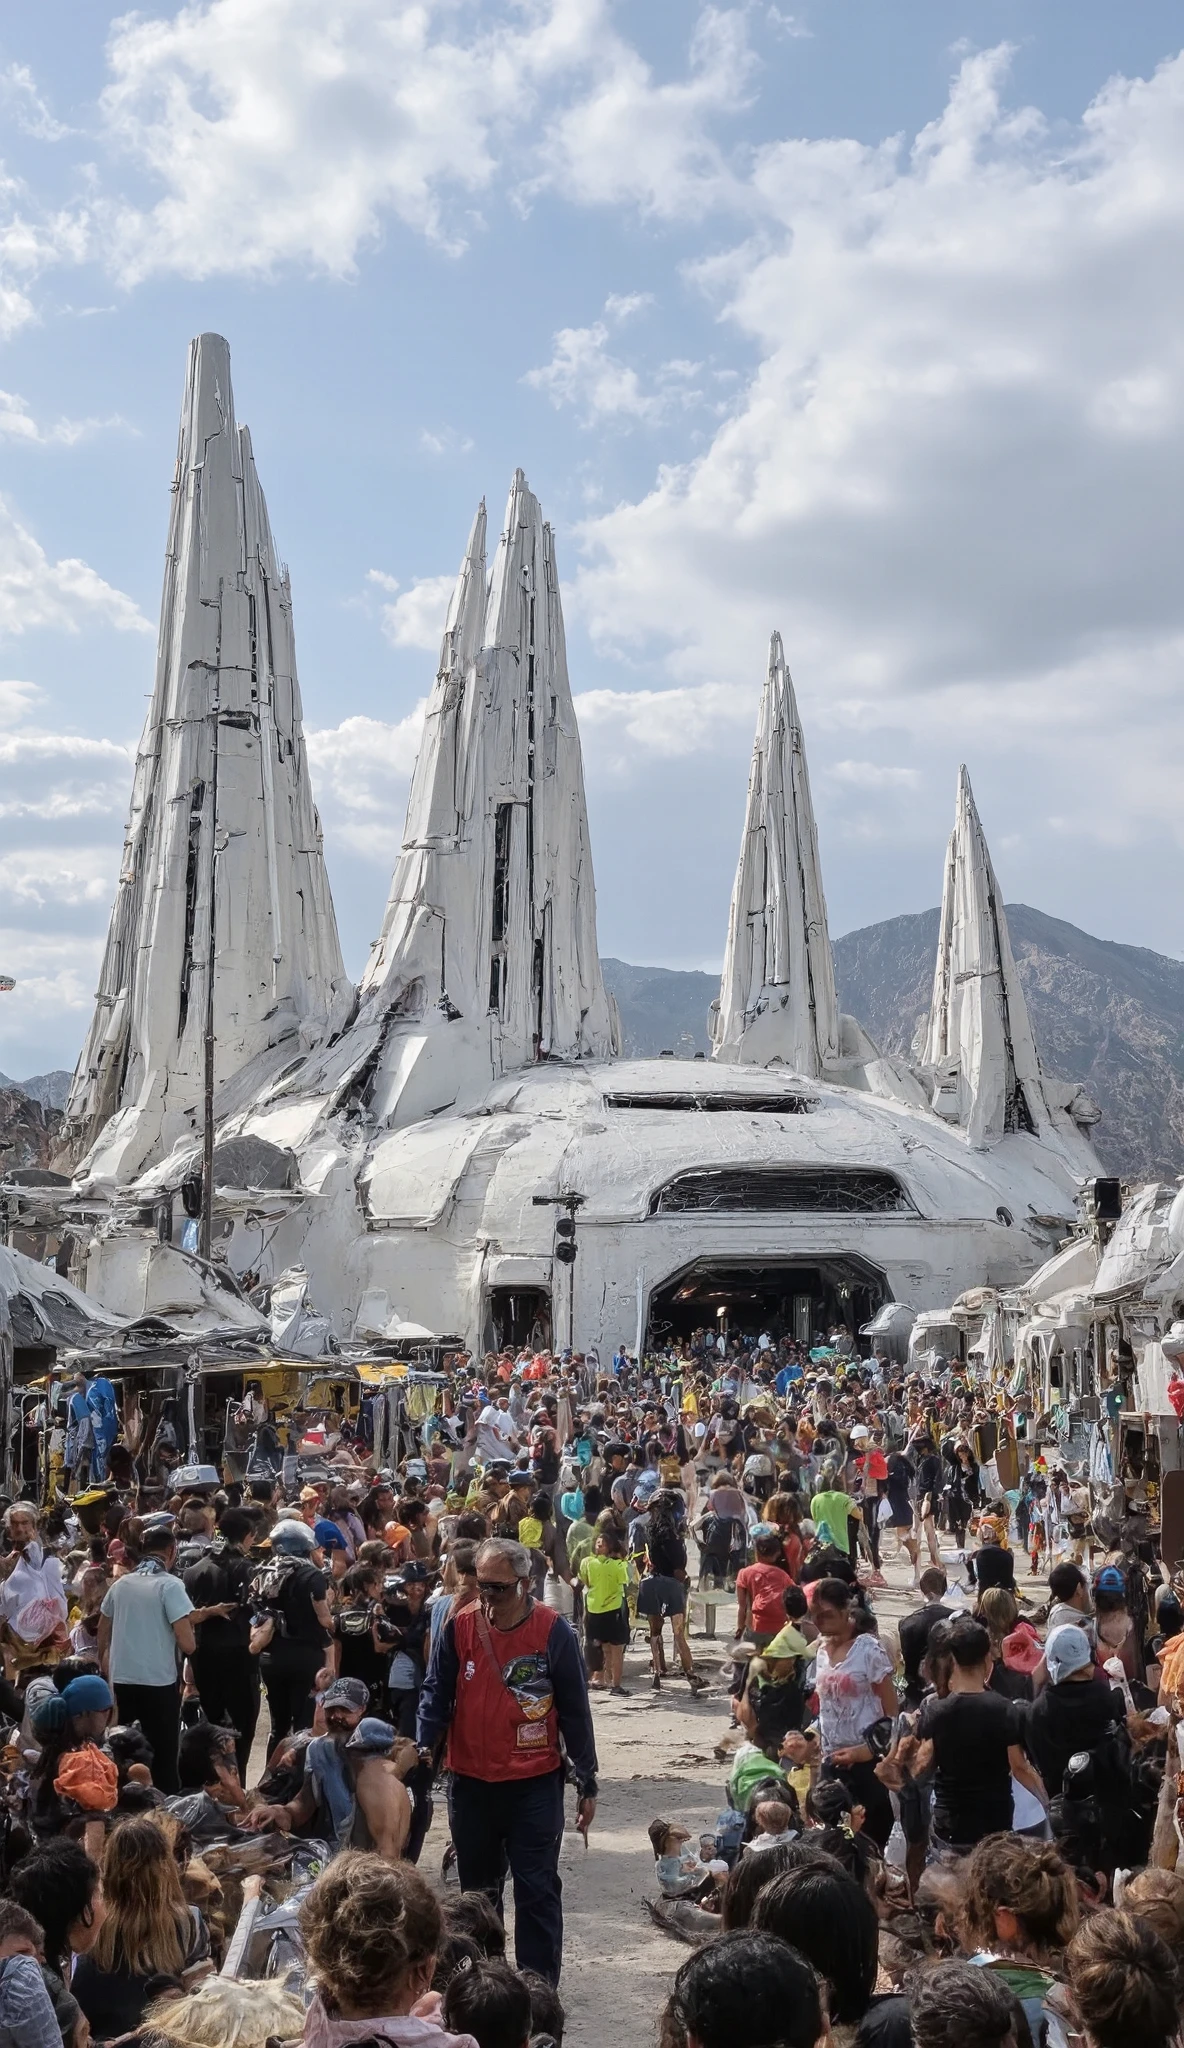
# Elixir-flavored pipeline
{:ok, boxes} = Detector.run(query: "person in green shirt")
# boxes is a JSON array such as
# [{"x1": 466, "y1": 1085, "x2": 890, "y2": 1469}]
[
  {"x1": 810, "y1": 1462, "x2": 857, "y2": 1555},
  {"x1": 579, "y1": 1528, "x2": 632, "y2": 1694},
  {"x1": 565, "y1": 1485, "x2": 603, "y2": 1575}
]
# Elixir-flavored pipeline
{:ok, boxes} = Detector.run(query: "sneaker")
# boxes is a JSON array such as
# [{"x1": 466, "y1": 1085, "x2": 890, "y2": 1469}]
[
  {"x1": 610, "y1": 1684, "x2": 631, "y2": 1697},
  {"x1": 651, "y1": 1673, "x2": 662, "y2": 1691}
]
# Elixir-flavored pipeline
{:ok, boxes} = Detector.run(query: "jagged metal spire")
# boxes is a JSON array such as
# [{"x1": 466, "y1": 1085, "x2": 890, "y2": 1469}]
[
  {"x1": 712, "y1": 632, "x2": 839, "y2": 1074},
  {"x1": 919, "y1": 764, "x2": 1048, "y2": 1147},
  {"x1": 310, "y1": 470, "x2": 616, "y2": 1128},
  {"x1": 63, "y1": 333, "x2": 349, "y2": 1182}
]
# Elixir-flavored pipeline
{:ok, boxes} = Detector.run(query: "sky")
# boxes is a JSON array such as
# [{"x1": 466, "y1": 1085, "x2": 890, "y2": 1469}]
[{"x1": 0, "y1": 1, "x2": 1182, "y2": 1079}]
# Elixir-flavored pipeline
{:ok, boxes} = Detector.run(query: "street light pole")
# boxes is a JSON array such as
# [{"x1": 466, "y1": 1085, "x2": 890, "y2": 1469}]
[
  {"x1": 532, "y1": 1192, "x2": 585, "y2": 1353},
  {"x1": 198, "y1": 660, "x2": 221, "y2": 1264}
]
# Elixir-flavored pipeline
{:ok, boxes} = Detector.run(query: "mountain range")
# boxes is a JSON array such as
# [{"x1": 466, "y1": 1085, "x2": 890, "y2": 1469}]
[
  {"x1": 604, "y1": 906, "x2": 1184, "y2": 1178},
  {"x1": 4, "y1": 913, "x2": 1181, "y2": 1179}
]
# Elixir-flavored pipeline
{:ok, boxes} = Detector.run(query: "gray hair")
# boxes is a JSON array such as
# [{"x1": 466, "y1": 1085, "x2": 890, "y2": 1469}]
[
  {"x1": 3, "y1": 1502, "x2": 37, "y2": 1532},
  {"x1": 475, "y1": 1536, "x2": 531, "y2": 1581}
]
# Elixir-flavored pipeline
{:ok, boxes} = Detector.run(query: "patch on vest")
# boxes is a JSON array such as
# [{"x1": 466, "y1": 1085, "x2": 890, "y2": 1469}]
[
  {"x1": 516, "y1": 1720, "x2": 550, "y2": 1748},
  {"x1": 502, "y1": 1650, "x2": 554, "y2": 1723}
]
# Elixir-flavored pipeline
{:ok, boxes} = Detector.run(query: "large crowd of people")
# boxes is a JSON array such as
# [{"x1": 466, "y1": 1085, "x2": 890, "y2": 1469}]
[{"x1": 0, "y1": 1329, "x2": 1181, "y2": 2048}]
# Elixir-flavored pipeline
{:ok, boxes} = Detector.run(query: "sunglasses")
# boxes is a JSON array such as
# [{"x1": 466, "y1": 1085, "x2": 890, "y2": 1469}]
[{"x1": 476, "y1": 1579, "x2": 520, "y2": 1597}]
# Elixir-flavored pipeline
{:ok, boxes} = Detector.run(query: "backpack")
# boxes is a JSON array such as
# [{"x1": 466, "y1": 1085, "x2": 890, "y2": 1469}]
[{"x1": 249, "y1": 1555, "x2": 303, "y2": 1631}]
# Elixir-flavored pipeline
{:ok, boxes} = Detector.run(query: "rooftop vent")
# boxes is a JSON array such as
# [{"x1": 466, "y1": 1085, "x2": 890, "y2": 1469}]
[
  {"x1": 649, "y1": 1167, "x2": 910, "y2": 1216},
  {"x1": 606, "y1": 1092, "x2": 813, "y2": 1114}
]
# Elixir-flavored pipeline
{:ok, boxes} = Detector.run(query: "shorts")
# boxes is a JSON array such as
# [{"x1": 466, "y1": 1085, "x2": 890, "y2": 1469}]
[
  {"x1": 885, "y1": 1504, "x2": 913, "y2": 1529},
  {"x1": 637, "y1": 1576, "x2": 687, "y2": 1619},
  {"x1": 585, "y1": 1605, "x2": 630, "y2": 1646}
]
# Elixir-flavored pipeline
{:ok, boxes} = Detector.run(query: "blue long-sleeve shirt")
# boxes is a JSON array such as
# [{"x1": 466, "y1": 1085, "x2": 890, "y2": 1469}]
[{"x1": 417, "y1": 1603, "x2": 599, "y2": 1795}]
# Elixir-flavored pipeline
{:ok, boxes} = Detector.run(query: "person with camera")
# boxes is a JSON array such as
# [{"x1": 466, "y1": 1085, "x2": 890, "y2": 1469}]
[{"x1": 183, "y1": 1505, "x2": 261, "y2": 1779}]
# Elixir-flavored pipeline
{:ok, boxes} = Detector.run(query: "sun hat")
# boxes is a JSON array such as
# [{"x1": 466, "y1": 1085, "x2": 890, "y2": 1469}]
[{"x1": 1045, "y1": 1623, "x2": 1093, "y2": 1685}]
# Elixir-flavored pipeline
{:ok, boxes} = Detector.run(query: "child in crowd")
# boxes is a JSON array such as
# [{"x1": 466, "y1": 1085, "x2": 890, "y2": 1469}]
[
  {"x1": 746, "y1": 1797, "x2": 797, "y2": 1853},
  {"x1": 734, "y1": 1533, "x2": 795, "y2": 1650},
  {"x1": 649, "y1": 1817, "x2": 728, "y2": 1901},
  {"x1": 579, "y1": 1527, "x2": 632, "y2": 1694}
]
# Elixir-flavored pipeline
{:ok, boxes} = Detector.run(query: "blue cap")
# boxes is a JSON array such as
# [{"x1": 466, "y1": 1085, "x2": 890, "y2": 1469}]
[
  {"x1": 1095, "y1": 1565, "x2": 1126, "y2": 1595},
  {"x1": 313, "y1": 1518, "x2": 350, "y2": 1551},
  {"x1": 61, "y1": 1675, "x2": 114, "y2": 1715}
]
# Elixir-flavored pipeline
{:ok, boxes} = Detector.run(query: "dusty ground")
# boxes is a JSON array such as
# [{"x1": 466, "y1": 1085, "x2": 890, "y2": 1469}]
[
  {"x1": 545, "y1": 1529, "x2": 1047, "y2": 2048},
  {"x1": 243, "y1": 1527, "x2": 1044, "y2": 2048}
]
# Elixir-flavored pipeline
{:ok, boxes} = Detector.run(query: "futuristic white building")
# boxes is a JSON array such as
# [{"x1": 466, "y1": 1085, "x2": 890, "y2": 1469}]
[{"x1": 56, "y1": 335, "x2": 1103, "y2": 1357}]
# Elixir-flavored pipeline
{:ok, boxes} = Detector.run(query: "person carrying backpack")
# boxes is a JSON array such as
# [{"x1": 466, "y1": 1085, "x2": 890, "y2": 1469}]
[{"x1": 250, "y1": 1519, "x2": 333, "y2": 1747}]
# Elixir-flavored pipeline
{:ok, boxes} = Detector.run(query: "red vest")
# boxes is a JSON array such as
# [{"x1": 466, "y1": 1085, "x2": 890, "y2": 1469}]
[{"x1": 448, "y1": 1601, "x2": 562, "y2": 1782}]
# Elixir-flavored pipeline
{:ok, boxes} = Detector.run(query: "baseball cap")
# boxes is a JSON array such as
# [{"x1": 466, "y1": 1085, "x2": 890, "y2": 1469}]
[
  {"x1": 508, "y1": 1469, "x2": 533, "y2": 1487},
  {"x1": 318, "y1": 1677, "x2": 370, "y2": 1712},
  {"x1": 313, "y1": 1518, "x2": 350, "y2": 1552},
  {"x1": 396, "y1": 1560, "x2": 433, "y2": 1584},
  {"x1": 345, "y1": 1716, "x2": 399, "y2": 1755},
  {"x1": 849, "y1": 1425, "x2": 870, "y2": 1442},
  {"x1": 1094, "y1": 1566, "x2": 1126, "y2": 1596},
  {"x1": 1045, "y1": 1623, "x2": 1093, "y2": 1685}
]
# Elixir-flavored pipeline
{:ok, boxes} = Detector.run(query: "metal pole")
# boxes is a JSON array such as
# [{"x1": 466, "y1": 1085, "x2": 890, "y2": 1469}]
[{"x1": 199, "y1": 657, "x2": 221, "y2": 1263}]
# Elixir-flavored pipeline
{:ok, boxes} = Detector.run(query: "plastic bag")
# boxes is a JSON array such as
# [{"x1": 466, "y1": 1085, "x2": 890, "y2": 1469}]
[{"x1": 542, "y1": 1573, "x2": 574, "y2": 1618}]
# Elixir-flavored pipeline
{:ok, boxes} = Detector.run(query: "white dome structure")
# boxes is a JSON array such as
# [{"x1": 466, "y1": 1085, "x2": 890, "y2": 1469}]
[{"x1": 58, "y1": 336, "x2": 1103, "y2": 1356}]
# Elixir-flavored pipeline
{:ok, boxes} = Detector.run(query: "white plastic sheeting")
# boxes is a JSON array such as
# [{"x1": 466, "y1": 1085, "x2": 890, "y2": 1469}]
[
  {"x1": 64, "y1": 334, "x2": 350, "y2": 1186},
  {"x1": 918, "y1": 766, "x2": 1049, "y2": 1148},
  {"x1": 712, "y1": 633, "x2": 840, "y2": 1074}
]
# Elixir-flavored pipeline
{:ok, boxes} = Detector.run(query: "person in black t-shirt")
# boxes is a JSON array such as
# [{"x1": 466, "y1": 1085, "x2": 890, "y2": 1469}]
[
  {"x1": 1024, "y1": 1620, "x2": 1126, "y2": 1796},
  {"x1": 898, "y1": 1566, "x2": 952, "y2": 1707},
  {"x1": 183, "y1": 1506, "x2": 261, "y2": 1779},
  {"x1": 915, "y1": 1617, "x2": 1047, "y2": 1853},
  {"x1": 334, "y1": 1561, "x2": 390, "y2": 1711},
  {"x1": 254, "y1": 1520, "x2": 333, "y2": 1749}
]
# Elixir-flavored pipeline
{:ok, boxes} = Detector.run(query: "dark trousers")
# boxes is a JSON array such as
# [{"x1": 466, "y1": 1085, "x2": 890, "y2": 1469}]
[
  {"x1": 191, "y1": 1647, "x2": 261, "y2": 1780},
  {"x1": 115, "y1": 1681, "x2": 182, "y2": 1793},
  {"x1": 259, "y1": 1643, "x2": 324, "y2": 1751},
  {"x1": 449, "y1": 1768, "x2": 566, "y2": 1983}
]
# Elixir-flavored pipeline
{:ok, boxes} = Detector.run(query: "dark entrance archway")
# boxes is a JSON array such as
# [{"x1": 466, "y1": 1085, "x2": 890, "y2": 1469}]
[{"x1": 646, "y1": 1254, "x2": 890, "y2": 1352}]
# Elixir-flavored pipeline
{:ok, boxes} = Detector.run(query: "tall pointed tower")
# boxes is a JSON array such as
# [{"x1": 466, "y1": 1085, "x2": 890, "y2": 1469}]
[
  {"x1": 711, "y1": 632, "x2": 840, "y2": 1073},
  {"x1": 308, "y1": 470, "x2": 617, "y2": 1129},
  {"x1": 917, "y1": 765, "x2": 1049, "y2": 1147},
  {"x1": 63, "y1": 334, "x2": 349, "y2": 1183}
]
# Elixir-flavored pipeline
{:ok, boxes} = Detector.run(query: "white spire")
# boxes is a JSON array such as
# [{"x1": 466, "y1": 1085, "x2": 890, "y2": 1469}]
[
  {"x1": 309, "y1": 470, "x2": 616, "y2": 1128},
  {"x1": 64, "y1": 333, "x2": 349, "y2": 1182},
  {"x1": 919, "y1": 765, "x2": 1048, "y2": 1147},
  {"x1": 712, "y1": 632, "x2": 839, "y2": 1073}
]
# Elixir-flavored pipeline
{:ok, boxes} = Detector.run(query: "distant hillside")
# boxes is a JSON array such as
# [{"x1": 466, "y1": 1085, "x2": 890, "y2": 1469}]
[
  {"x1": 0, "y1": 1087, "x2": 62, "y2": 1173},
  {"x1": 601, "y1": 958, "x2": 716, "y2": 1057},
  {"x1": 0, "y1": 1070, "x2": 71, "y2": 1111},
  {"x1": 602, "y1": 906, "x2": 1184, "y2": 1178},
  {"x1": 832, "y1": 904, "x2": 1184, "y2": 1179}
]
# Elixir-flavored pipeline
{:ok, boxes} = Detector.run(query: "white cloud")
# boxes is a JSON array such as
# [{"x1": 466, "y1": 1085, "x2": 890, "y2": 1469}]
[
  {"x1": 0, "y1": 727, "x2": 134, "y2": 823},
  {"x1": 0, "y1": 497, "x2": 151, "y2": 637},
  {"x1": 570, "y1": 49, "x2": 1184, "y2": 886},
  {"x1": 824, "y1": 761, "x2": 922, "y2": 791},
  {"x1": 97, "y1": 0, "x2": 756, "y2": 281},
  {"x1": 0, "y1": 846, "x2": 117, "y2": 911},
  {"x1": 377, "y1": 574, "x2": 455, "y2": 651},
  {"x1": 307, "y1": 708, "x2": 425, "y2": 862},
  {"x1": 0, "y1": 389, "x2": 132, "y2": 447},
  {"x1": 525, "y1": 293, "x2": 704, "y2": 424},
  {"x1": 0, "y1": 62, "x2": 70, "y2": 142},
  {"x1": 573, "y1": 680, "x2": 752, "y2": 773}
]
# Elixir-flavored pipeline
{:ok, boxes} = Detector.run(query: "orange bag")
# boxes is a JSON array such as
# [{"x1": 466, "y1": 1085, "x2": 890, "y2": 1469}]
[{"x1": 54, "y1": 1742, "x2": 118, "y2": 1812}]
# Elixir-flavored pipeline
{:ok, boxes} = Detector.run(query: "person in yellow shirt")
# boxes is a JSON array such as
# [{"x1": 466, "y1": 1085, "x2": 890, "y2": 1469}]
[{"x1": 579, "y1": 1529, "x2": 632, "y2": 1695}]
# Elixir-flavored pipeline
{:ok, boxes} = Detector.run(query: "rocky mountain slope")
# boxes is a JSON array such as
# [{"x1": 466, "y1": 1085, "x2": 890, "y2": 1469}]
[
  {"x1": 604, "y1": 907, "x2": 1184, "y2": 1179},
  {"x1": 7, "y1": 916, "x2": 1181, "y2": 1180}
]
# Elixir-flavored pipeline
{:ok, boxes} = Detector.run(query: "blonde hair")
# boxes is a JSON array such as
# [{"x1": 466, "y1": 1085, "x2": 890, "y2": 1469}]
[
  {"x1": 975, "y1": 1586, "x2": 1018, "y2": 1650},
  {"x1": 94, "y1": 1816, "x2": 190, "y2": 1978},
  {"x1": 300, "y1": 1852, "x2": 440, "y2": 2014},
  {"x1": 145, "y1": 1979, "x2": 305, "y2": 2048}
]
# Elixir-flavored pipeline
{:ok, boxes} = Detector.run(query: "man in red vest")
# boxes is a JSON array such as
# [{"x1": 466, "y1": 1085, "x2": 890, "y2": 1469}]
[{"x1": 417, "y1": 1534, "x2": 598, "y2": 1983}]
